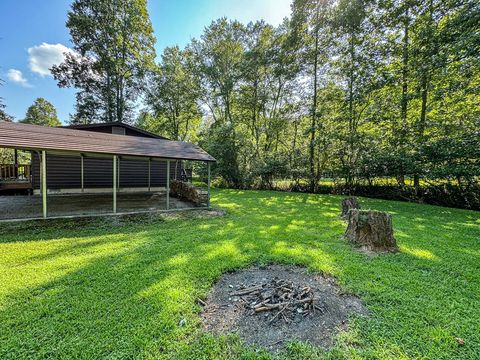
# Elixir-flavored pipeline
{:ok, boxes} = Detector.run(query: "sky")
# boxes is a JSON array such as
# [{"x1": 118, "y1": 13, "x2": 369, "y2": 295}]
[{"x1": 0, "y1": 0, "x2": 292, "y2": 124}]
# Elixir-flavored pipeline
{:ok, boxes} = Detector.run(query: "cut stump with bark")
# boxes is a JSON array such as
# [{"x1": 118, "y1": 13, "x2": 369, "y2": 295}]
[
  {"x1": 345, "y1": 209, "x2": 397, "y2": 252},
  {"x1": 341, "y1": 197, "x2": 360, "y2": 219}
]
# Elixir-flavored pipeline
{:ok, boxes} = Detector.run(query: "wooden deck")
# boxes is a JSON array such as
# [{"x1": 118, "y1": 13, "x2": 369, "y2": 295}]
[
  {"x1": 0, "y1": 181, "x2": 32, "y2": 191},
  {"x1": 0, "y1": 164, "x2": 32, "y2": 191}
]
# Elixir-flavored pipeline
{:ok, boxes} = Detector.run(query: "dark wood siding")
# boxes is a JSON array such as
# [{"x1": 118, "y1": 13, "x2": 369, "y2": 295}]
[
  {"x1": 68, "y1": 125, "x2": 158, "y2": 138},
  {"x1": 32, "y1": 153, "x2": 182, "y2": 190}
]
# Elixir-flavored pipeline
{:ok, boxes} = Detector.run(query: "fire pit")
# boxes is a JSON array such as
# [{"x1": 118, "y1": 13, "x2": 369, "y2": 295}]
[{"x1": 200, "y1": 265, "x2": 367, "y2": 352}]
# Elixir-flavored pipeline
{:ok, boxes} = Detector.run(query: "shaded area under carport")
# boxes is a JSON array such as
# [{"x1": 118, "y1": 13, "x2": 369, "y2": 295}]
[{"x1": 0, "y1": 192, "x2": 195, "y2": 221}]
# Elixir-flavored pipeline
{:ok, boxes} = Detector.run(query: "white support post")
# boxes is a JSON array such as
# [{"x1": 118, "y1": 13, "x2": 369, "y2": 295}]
[
  {"x1": 41, "y1": 151, "x2": 47, "y2": 218},
  {"x1": 166, "y1": 159, "x2": 170, "y2": 210},
  {"x1": 207, "y1": 161, "x2": 211, "y2": 208},
  {"x1": 113, "y1": 155, "x2": 117, "y2": 214},
  {"x1": 80, "y1": 154, "x2": 84, "y2": 193},
  {"x1": 148, "y1": 158, "x2": 151, "y2": 192}
]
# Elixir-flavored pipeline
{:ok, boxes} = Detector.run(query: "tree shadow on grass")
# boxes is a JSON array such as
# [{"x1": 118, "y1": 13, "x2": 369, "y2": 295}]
[{"x1": 0, "y1": 189, "x2": 479, "y2": 359}]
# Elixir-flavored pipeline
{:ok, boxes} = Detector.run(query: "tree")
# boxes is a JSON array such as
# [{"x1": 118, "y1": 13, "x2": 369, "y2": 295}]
[
  {"x1": 190, "y1": 18, "x2": 246, "y2": 187},
  {"x1": 21, "y1": 98, "x2": 61, "y2": 127},
  {"x1": 52, "y1": 0, "x2": 156, "y2": 124},
  {"x1": 333, "y1": 0, "x2": 379, "y2": 185},
  {"x1": 0, "y1": 77, "x2": 13, "y2": 122},
  {"x1": 291, "y1": 0, "x2": 335, "y2": 191},
  {"x1": 144, "y1": 46, "x2": 202, "y2": 141}
]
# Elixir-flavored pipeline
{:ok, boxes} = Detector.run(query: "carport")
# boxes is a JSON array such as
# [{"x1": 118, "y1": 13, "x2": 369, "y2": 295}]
[{"x1": 0, "y1": 121, "x2": 215, "y2": 220}]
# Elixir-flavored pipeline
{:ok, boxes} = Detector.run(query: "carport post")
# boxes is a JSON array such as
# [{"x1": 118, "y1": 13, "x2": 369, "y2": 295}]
[
  {"x1": 41, "y1": 150, "x2": 47, "y2": 219},
  {"x1": 148, "y1": 158, "x2": 151, "y2": 192},
  {"x1": 166, "y1": 159, "x2": 170, "y2": 210},
  {"x1": 207, "y1": 161, "x2": 211, "y2": 208},
  {"x1": 80, "y1": 154, "x2": 84, "y2": 192},
  {"x1": 113, "y1": 155, "x2": 117, "y2": 213}
]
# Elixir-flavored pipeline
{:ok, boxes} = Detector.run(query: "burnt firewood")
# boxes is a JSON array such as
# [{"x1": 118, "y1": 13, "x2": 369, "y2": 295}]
[{"x1": 226, "y1": 277, "x2": 323, "y2": 323}]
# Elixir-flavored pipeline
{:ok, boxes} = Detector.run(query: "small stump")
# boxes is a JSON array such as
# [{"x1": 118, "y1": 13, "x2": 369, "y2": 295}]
[
  {"x1": 341, "y1": 197, "x2": 360, "y2": 219},
  {"x1": 345, "y1": 209, "x2": 397, "y2": 252}
]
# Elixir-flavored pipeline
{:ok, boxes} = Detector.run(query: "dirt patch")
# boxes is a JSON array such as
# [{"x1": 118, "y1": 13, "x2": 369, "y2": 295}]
[{"x1": 201, "y1": 265, "x2": 367, "y2": 352}]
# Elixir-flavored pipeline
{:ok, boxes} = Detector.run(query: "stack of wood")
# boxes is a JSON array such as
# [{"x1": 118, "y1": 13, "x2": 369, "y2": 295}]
[
  {"x1": 170, "y1": 180, "x2": 208, "y2": 206},
  {"x1": 229, "y1": 278, "x2": 323, "y2": 324}
]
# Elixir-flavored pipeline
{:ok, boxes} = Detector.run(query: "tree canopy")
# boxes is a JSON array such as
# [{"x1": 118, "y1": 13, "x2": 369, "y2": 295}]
[
  {"x1": 43, "y1": 0, "x2": 479, "y2": 189},
  {"x1": 52, "y1": 0, "x2": 156, "y2": 124},
  {"x1": 21, "y1": 98, "x2": 61, "y2": 127}
]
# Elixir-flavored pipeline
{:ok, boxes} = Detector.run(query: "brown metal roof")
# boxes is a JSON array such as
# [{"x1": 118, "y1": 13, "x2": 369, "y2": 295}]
[{"x1": 0, "y1": 121, "x2": 216, "y2": 162}]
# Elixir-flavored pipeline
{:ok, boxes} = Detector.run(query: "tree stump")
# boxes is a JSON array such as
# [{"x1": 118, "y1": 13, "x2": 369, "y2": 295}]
[
  {"x1": 341, "y1": 197, "x2": 360, "y2": 219},
  {"x1": 345, "y1": 209, "x2": 397, "y2": 252}
]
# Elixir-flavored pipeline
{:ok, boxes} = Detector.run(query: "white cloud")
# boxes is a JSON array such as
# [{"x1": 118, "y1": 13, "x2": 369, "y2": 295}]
[
  {"x1": 28, "y1": 42, "x2": 72, "y2": 77},
  {"x1": 7, "y1": 69, "x2": 32, "y2": 88}
]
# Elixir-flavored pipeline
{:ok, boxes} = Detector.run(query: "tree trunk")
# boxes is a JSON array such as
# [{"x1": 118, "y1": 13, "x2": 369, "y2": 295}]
[
  {"x1": 400, "y1": 6, "x2": 409, "y2": 140},
  {"x1": 345, "y1": 210, "x2": 397, "y2": 252},
  {"x1": 347, "y1": 31, "x2": 356, "y2": 187},
  {"x1": 309, "y1": 20, "x2": 319, "y2": 193}
]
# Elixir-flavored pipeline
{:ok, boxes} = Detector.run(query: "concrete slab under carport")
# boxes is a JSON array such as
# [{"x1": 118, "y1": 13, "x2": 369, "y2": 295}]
[{"x1": 0, "y1": 192, "x2": 196, "y2": 221}]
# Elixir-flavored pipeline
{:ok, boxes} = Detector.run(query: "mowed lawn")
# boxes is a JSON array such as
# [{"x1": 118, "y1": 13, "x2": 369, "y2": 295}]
[{"x1": 0, "y1": 189, "x2": 479, "y2": 359}]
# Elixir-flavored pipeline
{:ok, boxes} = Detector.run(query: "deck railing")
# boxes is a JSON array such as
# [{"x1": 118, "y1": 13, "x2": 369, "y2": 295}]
[{"x1": 0, "y1": 164, "x2": 31, "y2": 181}]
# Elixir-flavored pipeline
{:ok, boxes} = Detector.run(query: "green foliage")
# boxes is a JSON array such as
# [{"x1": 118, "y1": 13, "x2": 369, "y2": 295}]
[
  {"x1": 0, "y1": 190, "x2": 479, "y2": 358},
  {"x1": 142, "y1": 46, "x2": 202, "y2": 141},
  {"x1": 20, "y1": 98, "x2": 61, "y2": 127},
  {"x1": 52, "y1": 0, "x2": 156, "y2": 124},
  {"x1": 45, "y1": 0, "x2": 479, "y2": 189}
]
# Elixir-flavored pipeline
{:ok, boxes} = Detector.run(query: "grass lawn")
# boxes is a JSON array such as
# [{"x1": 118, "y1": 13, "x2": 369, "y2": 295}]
[{"x1": 1, "y1": 189, "x2": 479, "y2": 359}]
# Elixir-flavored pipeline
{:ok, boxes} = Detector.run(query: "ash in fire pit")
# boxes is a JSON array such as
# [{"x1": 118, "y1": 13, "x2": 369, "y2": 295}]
[{"x1": 200, "y1": 265, "x2": 367, "y2": 352}]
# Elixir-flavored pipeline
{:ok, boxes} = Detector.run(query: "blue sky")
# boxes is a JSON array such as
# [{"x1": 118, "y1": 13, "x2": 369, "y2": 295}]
[{"x1": 0, "y1": 0, "x2": 292, "y2": 124}]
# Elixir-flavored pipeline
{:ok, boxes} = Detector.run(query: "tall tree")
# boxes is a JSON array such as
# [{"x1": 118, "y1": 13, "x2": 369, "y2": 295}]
[
  {"x1": 143, "y1": 46, "x2": 202, "y2": 141},
  {"x1": 190, "y1": 18, "x2": 246, "y2": 187},
  {"x1": 0, "y1": 77, "x2": 13, "y2": 122},
  {"x1": 291, "y1": 0, "x2": 335, "y2": 191},
  {"x1": 20, "y1": 98, "x2": 61, "y2": 127},
  {"x1": 52, "y1": 0, "x2": 156, "y2": 124},
  {"x1": 333, "y1": 0, "x2": 377, "y2": 185}
]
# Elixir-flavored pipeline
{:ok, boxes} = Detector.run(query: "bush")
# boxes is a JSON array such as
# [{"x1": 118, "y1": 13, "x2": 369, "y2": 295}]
[{"x1": 312, "y1": 183, "x2": 480, "y2": 211}]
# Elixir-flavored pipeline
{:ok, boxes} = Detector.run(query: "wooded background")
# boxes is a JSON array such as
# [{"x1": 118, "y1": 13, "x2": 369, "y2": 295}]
[{"x1": 1, "y1": 0, "x2": 479, "y2": 208}]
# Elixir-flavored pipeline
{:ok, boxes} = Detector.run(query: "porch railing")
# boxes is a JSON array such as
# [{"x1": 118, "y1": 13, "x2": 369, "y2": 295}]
[{"x1": 0, "y1": 164, "x2": 31, "y2": 181}]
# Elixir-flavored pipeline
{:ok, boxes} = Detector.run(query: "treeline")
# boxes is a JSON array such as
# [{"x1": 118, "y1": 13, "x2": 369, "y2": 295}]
[
  {"x1": 139, "y1": 0, "x2": 479, "y2": 191},
  {"x1": 41, "y1": 0, "x2": 479, "y2": 197}
]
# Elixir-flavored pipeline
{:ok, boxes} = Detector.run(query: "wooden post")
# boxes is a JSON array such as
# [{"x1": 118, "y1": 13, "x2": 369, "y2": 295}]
[
  {"x1": 113, "y1": 155, "x2": 117, "y2": 214},
  {"x1": 80, "y1": 154, "x2": 84, "y2": 193},
  {"x1": 148, "y1": 158, "x2": 151, "y2": 192},
  {"x1": 207, "y1": 161, "x2": 211, "y2": 208},
  {"x1": 41, "y1": 151, "x2": 47, "y2": 219},
  {"x1": 166, "y1": 159, "x2": 170, "y2": 210},
  {"x1": 14, "y1": 149, "x2": 18, "y2": 178}
]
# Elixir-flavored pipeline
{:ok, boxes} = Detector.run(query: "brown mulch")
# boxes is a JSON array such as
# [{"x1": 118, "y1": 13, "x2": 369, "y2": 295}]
[{"x1": 200, "y1": 265, "x2": 367, "y2": 352}]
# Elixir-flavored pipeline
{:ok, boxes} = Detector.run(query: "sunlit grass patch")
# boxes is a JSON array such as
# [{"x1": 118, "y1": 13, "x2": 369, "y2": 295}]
[{"x1": 0, "y1": 189, "x2": 479, "y2": 359}]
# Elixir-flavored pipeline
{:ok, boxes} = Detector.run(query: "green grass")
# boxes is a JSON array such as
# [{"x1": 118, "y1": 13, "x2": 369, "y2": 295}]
[{"x1": 1, "y1": 189, "x2": 479, "y2": 359}]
